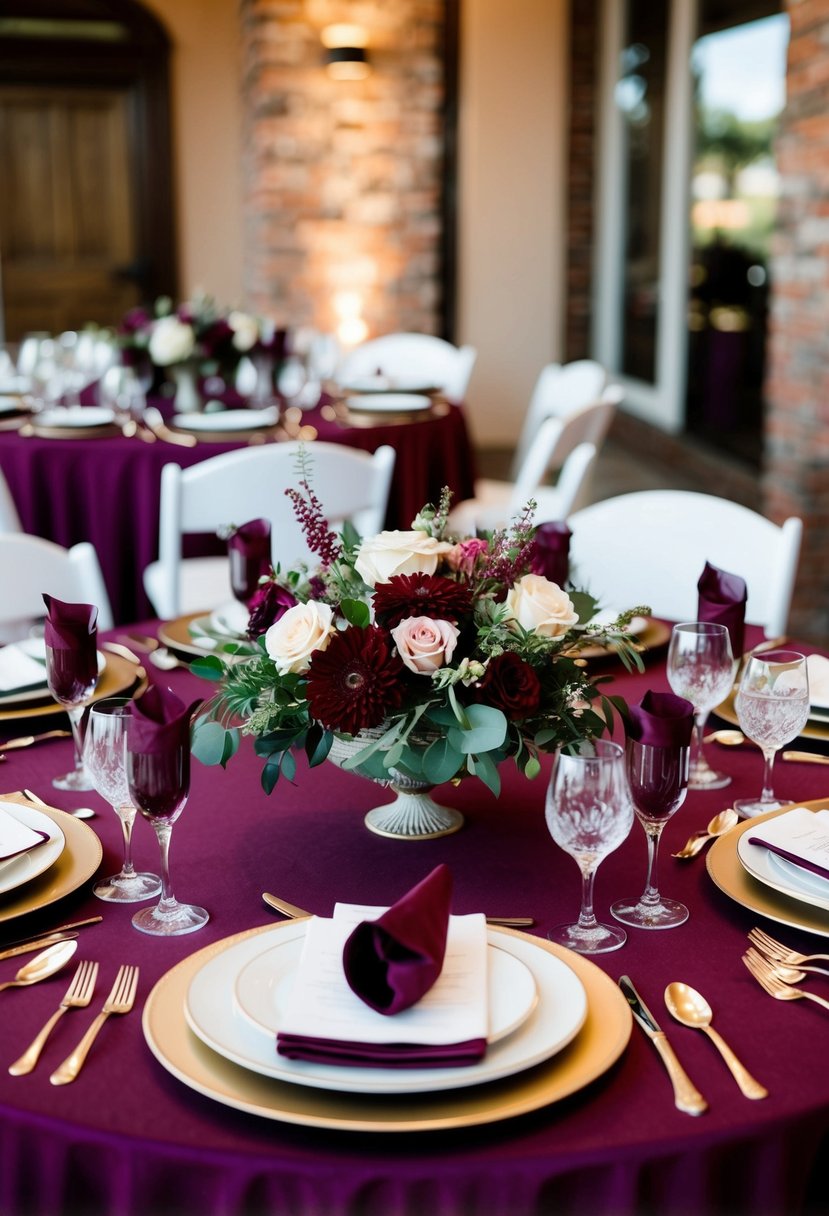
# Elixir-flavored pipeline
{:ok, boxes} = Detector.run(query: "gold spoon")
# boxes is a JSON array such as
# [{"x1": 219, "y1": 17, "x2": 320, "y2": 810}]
[
  {"x1": 703, "y1": 729, "x2": 746, "y2": 746},
  {"x1": 0, "y1": 939, "x2": 78, "y2": 994},
  {"x1": 664, "y1": 982, "x2": 768, "y2": 1099},
  {"x1": 671, "y1": 808, "x2": 739, "y2": 859}
]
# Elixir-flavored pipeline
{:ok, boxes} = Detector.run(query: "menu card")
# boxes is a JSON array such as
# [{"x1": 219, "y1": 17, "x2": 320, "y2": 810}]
[
  {"x1": 749, "y1": 807, "x2": 829, "y2": 882},
  {"x1": 0, "y1": 805, "x2": 49, "y2": 861}
]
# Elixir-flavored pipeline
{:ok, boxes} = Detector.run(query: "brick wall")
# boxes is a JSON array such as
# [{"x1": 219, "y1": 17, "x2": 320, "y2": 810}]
[
  {"x1": 239, "y1": 0, "x2": 447, "y2": 342},
  {"x1": 765, "y1": 0, "x2": 829, "y2": 641}
]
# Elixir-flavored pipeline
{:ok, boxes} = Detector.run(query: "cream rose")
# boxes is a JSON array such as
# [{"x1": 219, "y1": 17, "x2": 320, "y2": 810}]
[
  {"x1": 505, "y1": 574, "x2": 579, "y2": 638},
  {"x1": 228, "y1": 310, "x2": 259, "y2": 352},
  {"x1": 148, "y1": 315, "x2": 196, "y2": 366},
  {"x1": 391, "y1": 616, "x2": 460, "y2": 675},
  {"x1": 264, "y1": 601, "x2": 335, "y2": 675},
  {"x1": 354, "y1": 530, "x2": 453, "y2": 587}
]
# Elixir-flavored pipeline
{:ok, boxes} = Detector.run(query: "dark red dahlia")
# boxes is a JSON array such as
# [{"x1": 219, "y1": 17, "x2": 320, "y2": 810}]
[
  {"x1": 246, "y1": 581, "x2": 297, "y2": 639},
  {"x1": 373, "y1": 573, "x2": 473, "y2": 629},
  {"x1": 306, "y1": 625, "x2": 405, "y2": 734},
  {"x1": 476, "y1": 652, "x2": 542, "y2": 720}
]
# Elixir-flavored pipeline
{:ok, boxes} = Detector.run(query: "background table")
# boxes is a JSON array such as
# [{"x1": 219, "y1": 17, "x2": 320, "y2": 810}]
[
  {"x1": 0, "y1": 627, "x2": 828, "y2": 1216},
  {"x1": 0, "y1": 400, "x2": 475, "y2": 624}
]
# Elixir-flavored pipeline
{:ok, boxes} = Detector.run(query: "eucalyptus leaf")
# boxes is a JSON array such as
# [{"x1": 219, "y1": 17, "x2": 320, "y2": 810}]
[
  {"x1": 422, "y1": 736, "x2": 464, "y2": 784},
  {"x1": 191, "y1": 720, "x2": 238, "y2": 767},
  {"x1": 472, "y1": 750, "x2": 501, "y2": 796},
  {"x1": 189, "y1": 654, "x2": 227, "y2": 682},
  {"x1": 447, "y1": 703, "x2": 507, "y2": 755}
]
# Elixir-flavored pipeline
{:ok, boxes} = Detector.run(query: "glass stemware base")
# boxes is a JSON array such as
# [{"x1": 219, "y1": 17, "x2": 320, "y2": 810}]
[
  {"x1": 132, "y1": 897, "x2": 209, "y2": 937},
  {"x1": 733, "y1": 795, "x2": 788, "y2": 819},
  {"x1": 93, "y1": 870, "x2": 161, "y2": 903},
  {"x1": 611, "y1": 894, "x2": 689, "y2": 929},
  {"x1": 687, "y1": 754, "x2": 731, "y2": 791},
  {"x1": 548, "y1": 920, "x2": 627, "y2": 955}
]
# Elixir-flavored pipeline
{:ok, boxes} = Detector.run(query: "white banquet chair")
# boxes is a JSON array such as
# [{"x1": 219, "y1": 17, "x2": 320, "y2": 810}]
[
  {"x1": 510, "y1": 360, "x2": 609, "y2": 480},
  {"x1": 143, "y1": 442, "x2": 396, "y2": 620},
  {"x1": 567, "y1": 490, "x2": 802, "y2": 637},
  {"x1": 0, "y1": 469, "x2": 22, "y2": 533},
  {"x1": 335, "y1": 334, "x2": 477, "y2": 402},
  {"x1": 0, "y1": 535, "x2": 113, "y2": 641}
]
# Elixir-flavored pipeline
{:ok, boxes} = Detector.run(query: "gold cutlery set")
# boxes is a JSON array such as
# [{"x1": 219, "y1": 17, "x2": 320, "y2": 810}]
[
  {"x1": 743, "y1": 926, "x2": 829, "y2": 1010},
  {"x1": 0, "y1": 919, "x2": 138, "y2": 1084}
]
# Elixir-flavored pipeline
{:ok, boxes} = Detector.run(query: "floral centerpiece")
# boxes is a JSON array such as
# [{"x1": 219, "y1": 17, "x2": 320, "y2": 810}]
[{"x1": 192, "y1": 471, "x2": 647, "y2": 838}]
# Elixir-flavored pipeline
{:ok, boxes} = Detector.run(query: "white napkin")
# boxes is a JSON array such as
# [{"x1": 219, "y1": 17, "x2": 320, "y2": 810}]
[
  {"x1": 0, "y1": 642, "x2": 47, "y2": 693},
  {"x1": 806, "y1": 655, "x2": 829, "y2": 709},
  {"x1": 278, "y1": 904, "x2": 488, "y2": 1048},
  {"x1": 748, "y1": 807, "x2": 829, "y2": 882},
  {"x1": 0, "y1": 806, "x2": 49, "y2": 861}
]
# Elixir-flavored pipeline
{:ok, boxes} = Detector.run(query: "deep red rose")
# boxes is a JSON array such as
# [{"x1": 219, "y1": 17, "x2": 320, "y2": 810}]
[
  {"x1": 373, "y1": 573, "x2": 473, "y2": 629},
  {"x1": 476, "y1": 652, "x2": 542, "y2": 720},
  {"x1": 306, "y1": 625, "x2": 405, "y2": 735},
  {"x1": 246, "y1": 581, "x2": 297, "y2": 638}
]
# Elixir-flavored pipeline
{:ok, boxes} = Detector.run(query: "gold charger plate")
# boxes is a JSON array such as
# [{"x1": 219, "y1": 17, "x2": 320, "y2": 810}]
[
  {"x1": 168, "y1": 425, "x2": 282, "y2": 444},
  {"x1": 142, "y1": 924, "x2": 631, "y2": 1133},
  {"x1": 0, "y1": 653, "x2": 147, "y2": 723},
  {"x1": 707, "y1": 798, "x2": 829, "y2": 937},
  {"x1": 570, "y1": 618, "x2": 671, "y2": 662},
  {"x1": 158, "y1": 614, "x2": 214, "y2": 659},
  {"x1": 26, "y1": 422, "x2": 120, "y2": 440},
  {"x1": 714, "y1": 686, "x2": 829, "y2": 743},
  {"x1": 0, "y1": 793, "x2": 102, "y2": 925}
]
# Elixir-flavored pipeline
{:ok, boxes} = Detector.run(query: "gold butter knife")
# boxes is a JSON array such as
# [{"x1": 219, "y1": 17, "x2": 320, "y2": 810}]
[{"x1": 261, "y1": 891, "x2": 534, "y2": 927}]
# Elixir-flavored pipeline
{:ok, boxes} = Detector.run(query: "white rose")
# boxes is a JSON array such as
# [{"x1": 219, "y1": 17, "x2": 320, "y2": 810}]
[
  {"x1": 391, "y1": 616, "x2": 460, "y2": 675},
  {"x1": 148, "y1": 316, "x2": 196, "y2": 366},
  {"x1": 228, "y1": 310, "x2": 259, "y2": 352},
  {"x1": 264, "y1": 600, "x2": 335, "y2": 675},
  {"x1": 354, "y1": 530, "x2": 454, "y2": 587},
  {"x1": 505, "y1": 574, "x2": 579, "y2": 638}
]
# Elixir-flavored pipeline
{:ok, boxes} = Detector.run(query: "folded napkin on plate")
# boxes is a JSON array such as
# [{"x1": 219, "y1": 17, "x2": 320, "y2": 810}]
[
  {"x1": 697, "y1": 562, "x2": 746, "y2": 661},
  {"x1": 0, "y1": 643, "x2": 47, "y2": 693},
  {"x1": 0, "y1": 805, "x2": 48, "y2": 861},
  {"x1": 276, "y1": 866, "x2": 488, "y2": 1068},
  {"x1": 626, "y1": 690, "x2": 695, "y2": 749},
  {"x1": 529, "y1": 521, "x2": 571, "y2": 589},
  {"x1": 806, "y1": 655, "x2": 829, "y2": 709},
  {"x1": 748, "y1": 806, "x2": 829, "y2": 882}
]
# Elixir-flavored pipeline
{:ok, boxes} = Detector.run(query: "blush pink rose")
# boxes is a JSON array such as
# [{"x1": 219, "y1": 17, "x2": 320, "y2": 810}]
[
  {"x1": 390, "y1": 616, "x2": 460, "y2": 675},
  {"x1": 445, "y1": 537, "x2": 489, "y2": 576}
]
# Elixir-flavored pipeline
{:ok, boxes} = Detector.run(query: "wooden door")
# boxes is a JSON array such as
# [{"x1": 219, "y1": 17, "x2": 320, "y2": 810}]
[{"x1": 0, "y1": 84, "x2": 142, "y2": 339}]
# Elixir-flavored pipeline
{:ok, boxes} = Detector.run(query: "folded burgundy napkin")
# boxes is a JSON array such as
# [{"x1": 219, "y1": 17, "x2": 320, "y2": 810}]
[
  {"x1": 748, "y1": 807, "x2": 829, "y2": 883},
  {"x1": 625, "y1": 690, "x2": 694, "y2": 749},
  {"x1": 227, "y1": 518, "x2": 272, "y2": 604},
  {"x1": 275, "y1": 1033, "x2": 486, "y2": 1068},
  {"x1": 529, "y1": 521, "x2": 571, "y2": 587},
  {"x1": 42, "y1": 595, "x2": 99, "y2": 700},
  {"x1": 128, "y1": 685, "x2": 202, "y2": 757},
  {"x1": 342, "y1": 864, "x2": 453, "y2": 1015},
  {"x1": 697, "y1": 562, "x2": 746, "y2": 660}
]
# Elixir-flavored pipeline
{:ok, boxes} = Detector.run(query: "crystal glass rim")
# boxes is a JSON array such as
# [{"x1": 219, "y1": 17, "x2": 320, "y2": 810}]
[
  {"x1": 556, "y1": 739, "x2": 624, "y2": 764},
  {"x1": 672, "y1": 621, "x2": 730, "y2": 635},
  {"x1": 87, "y1": 696, "x2": 133, "y2": 718},
  {"x1": 741, "y1": 649, "x2": 807, "y2": 669}
]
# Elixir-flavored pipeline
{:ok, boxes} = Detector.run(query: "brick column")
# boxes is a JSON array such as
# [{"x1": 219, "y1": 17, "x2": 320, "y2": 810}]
[{"x1": 765, "y1": 0, "x2": 829, "y2": 641}]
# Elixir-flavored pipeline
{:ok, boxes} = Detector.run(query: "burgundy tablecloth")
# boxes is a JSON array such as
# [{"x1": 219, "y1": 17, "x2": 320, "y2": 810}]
[
  {"x1": 0, "y1": 404, "x2": 475, "y2": 625},
  {"x1": 0, "y1": 627, "x2": 828, "y2": 1216}
]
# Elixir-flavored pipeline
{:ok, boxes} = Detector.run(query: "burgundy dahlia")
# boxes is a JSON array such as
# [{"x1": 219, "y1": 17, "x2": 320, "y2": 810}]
[
  {"x1": 306, "y1": 625, "x2": 405, "y2": 735},
  {"x1": 246, "y1": 581, "x2": 297, "y2": 639},
  {"x1": 476, "y1": 652, "x2": 542, "y2": 720},
  {"x1": 373, "y1": 574, "x2": 473, "y2": 629}
]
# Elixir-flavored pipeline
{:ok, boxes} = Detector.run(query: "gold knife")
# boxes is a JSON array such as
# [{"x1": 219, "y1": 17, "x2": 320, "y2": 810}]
[
  {"x1": 0, "y1": 730, "x2": 72, "y2": 751},
  {"x1": 0, "y1": 916, "x2": 103, "y2": 950},
  {"x1": 0, "y1": 933, "x2": 78, "y2": 963},
  {"x1": 261, "y1": 891, "x2": 534, "y2": 927},
  {"x1": 782, "y1": 751, "x2": 829, "y2": 765},
  {"x1": 619, "y1": 976, "x2": 708, "y2": 1116}
]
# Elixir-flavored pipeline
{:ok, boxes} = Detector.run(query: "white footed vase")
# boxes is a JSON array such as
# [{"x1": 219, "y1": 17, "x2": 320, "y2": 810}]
[{"x1": 171, "y1": 363, "x2": 201, "y2": 413}]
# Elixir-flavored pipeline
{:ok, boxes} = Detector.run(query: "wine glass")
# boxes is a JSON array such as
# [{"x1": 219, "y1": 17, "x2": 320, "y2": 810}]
[
  {"x1": 666, "y1": 622, "x2": 734, "y2": 789},
  {"x1": 545, "y1": 739, "x2": 634, "y2": 954},
  {"x1": 45, "y1": 634, "x2": 99, "y2": 792},
  {"x1": 83, "y1": 698, "x2": 161, "y2": 903},
  {"x1": 733, "y1": 650, "x2": 810, "y2": 818},
  {"x1": 125, "y1": 714, "x2": 209, "y2": 936},
  {"x1": 610, "y1": 732, "x2": 691, "y2": 929}
]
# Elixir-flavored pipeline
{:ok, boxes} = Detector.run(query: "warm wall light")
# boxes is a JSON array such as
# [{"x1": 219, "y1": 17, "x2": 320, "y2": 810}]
[{"x1": 321, "y1": 23, "x2": 370, "y2": 80}]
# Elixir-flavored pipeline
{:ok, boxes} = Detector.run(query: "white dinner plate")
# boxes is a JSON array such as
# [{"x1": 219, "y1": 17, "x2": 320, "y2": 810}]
[
  {"x1": 233, "y1": 935, "x2": 538, "y2": 1047},
  {"x1": 0, "y1": 642, "x2": 106, "y2": 707},
  {"x1": 339, "y1": 378, "x2": 437, "y2": 395},
  {"x1": 0, "y1": 395, "x2": 25, "y2": 414},
  {"x1": 185, "y1": 921, "x2": 586, "y2": 1095},
  {"x1": 737, "y1": 830, "x2": 829, "y2": 912},
  {"x1": 0, "y1": 801, "x2": 65, "y2": 897},
  {"x1": 35, "y1": 406, "x2": 115, "y2": 429},
  {"x1": 345, "y1": 393, "x2": 432, "y2": 414},
  {"x1": 172, "y1": 408, "x2": 278, "y2": 432},
  {"x1": 209, "y1": 601, "x2": 249, "y2": 638}
]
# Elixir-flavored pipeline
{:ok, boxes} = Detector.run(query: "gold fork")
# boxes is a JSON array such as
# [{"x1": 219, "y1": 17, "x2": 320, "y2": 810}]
[
  {"x1": 49, "y1": 964, "x2": 139, "y2": 1085},
  {"x1": 743, "y1": 948, "x2": 829, "y2": 1011},
  {"x1": 8, "y1": 959, "x2": 99, "y2": 1076},
  {"x1": 748, "y1": 927, "x2": 829, "y2": 968}
]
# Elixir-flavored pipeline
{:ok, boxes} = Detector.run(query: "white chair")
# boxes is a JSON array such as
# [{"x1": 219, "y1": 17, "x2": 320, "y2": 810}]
[
  {"x1": 510, "y1": 360, "x2": 609, "y2": 479},
  {"x1": 447, "y1": 388, "x2": 619, "y2": 533},
  {"x1": 567, "y1": 490, "x2": 803, "y2": 637},
  {"x1": 0, "y1": 468, "x2": 22, "y2": 532},
  {"x1": 0, "y1": 535, "x2": 114, "y2": 638},
  {"x1": 143, "y1": 442, "x2": 396, "y2": 619},
  {"x1": 335, "y1": 334, "x2": 477, "y2": 402}
]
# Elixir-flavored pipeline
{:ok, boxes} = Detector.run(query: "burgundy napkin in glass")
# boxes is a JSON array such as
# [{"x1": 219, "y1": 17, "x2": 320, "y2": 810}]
[
  {"x1": 42, "y1": 594, "x2": 99, "y2": 698},
  {"x1": 625, "y1": 690, "x2": 695, "y2": 749},
  {"x1": 697, "y1": 562, "x2": 746, "y2": 661},
  {"x1": 341, "y1": 864, "x2": 453, "y2": 1015},
  {"x1": 529, "y1": 521, "x2": 571, "y2": 587},
  {"x1": 128, "y1": 685, "x2": 201, "y2": 756},
  {"x1": 227, "y1": 518, "x2": 272, "y2": 603}
]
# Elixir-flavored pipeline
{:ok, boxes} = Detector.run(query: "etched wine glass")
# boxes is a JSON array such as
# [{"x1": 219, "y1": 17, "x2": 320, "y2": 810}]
[
  {"x1": 666, "y1": 622, "x2": 734, "y2": 790},
  {"x1": 84, "y1": 699, "x2": 161, "y2": 903},
  {"x1": 734, "y1": 650, "x2": 810, "y2": 818},
  {"x1": 125, "y1": 715, "x2": 209, "y2": 936},
  {"x1": 610, "y1": 730, "x2": 691, "y2": 929},
  {"x1": 545, "y1": 740, "x2": 634, "y2": 954}
]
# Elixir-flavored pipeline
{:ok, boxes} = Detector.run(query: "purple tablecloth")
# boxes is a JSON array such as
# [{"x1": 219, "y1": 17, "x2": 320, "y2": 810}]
[
  {"x1": 0, "y1": 403, "x2": 475, "y2": 625},
  {"x1": 0, "y1": 626, "x2": 828, "y2": 1216}
]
